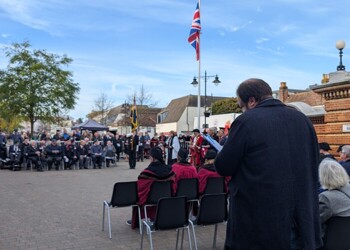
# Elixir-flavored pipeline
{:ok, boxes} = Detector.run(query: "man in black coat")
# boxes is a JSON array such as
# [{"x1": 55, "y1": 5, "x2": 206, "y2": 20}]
[{"x1": 215, "y1": 78, "x2": 322, "y2": 250}]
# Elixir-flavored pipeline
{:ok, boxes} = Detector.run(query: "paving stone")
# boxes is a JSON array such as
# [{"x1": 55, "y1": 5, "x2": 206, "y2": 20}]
[{"x1": 0, "y1": 160, "x2": 226, "y2": 249}]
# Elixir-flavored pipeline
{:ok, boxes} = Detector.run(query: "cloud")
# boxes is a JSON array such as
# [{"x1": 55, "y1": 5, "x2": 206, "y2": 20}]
[{"x1": 256, "y1": 37, "x2": 269, "y2": 44}]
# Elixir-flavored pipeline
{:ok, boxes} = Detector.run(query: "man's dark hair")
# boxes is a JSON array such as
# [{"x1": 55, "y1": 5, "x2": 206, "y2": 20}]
[{"x1": 236, "y1": 78, "x2": 272, "y2": 103}]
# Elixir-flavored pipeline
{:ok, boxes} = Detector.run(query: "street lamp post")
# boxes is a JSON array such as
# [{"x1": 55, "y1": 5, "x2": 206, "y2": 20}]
[
  {"x1": 191, "y1": 71, "x2": 221, "y2": 129},
  {"x1": 336, "y1": 40, "x2": 346, "y2": 71}
]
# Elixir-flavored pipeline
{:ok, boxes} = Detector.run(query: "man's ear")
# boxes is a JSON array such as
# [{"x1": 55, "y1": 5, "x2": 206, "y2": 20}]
[{"x1": 247, "y1": 97, "x2": 257, "y2": 109}]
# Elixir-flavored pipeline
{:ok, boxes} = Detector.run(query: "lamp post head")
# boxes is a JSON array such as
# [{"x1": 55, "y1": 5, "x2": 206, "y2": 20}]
[
  {"x1": 191, "y1": 77, "x2": 199, "y2": 87},
  {"x1": 336, "y1": 40, "x2": 346, "y2": 50},
  {"x1": 336, "y1": 40, "x2": 346, "y2": 71},
  {"x1": 213, "y1": 75, "x2": 221, "y2": 86}
]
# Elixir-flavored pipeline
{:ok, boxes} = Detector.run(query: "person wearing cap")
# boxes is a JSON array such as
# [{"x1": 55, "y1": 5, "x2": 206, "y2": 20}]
[
  {"x1": 45, "y1": 139, "x2": 63, "y2": 170},
  {"x1": 198, "y1": 149, "x2": 229, "y2": 195},
  {"x1": 337, "y1": 145, "x2": 345, "y2": 161},
  {"x1": 339, "y1": 145, "x2": 350, "y2": 176},
  {"x1": 319, "y1": 142, "x2": 335, "y2": 163},
  {"x1": 129, "y1": 147, "x2": 175, "y2": 228},
  {"x1": 164, "y1": 130, "x2": 180, "y2": 165},
  {"x1": 171, "y1": 147, "x2": 198, "y2": 192},
  {"x1": 189, "y1": 128, "x2": 203, "y2": 169},
  {"x1": 8, "y1": 129, "x2": 23, "y2": 145},
  {"x1": 52, "y1": 130, "x2": 62, "y2": 141},
  {"x1": 215, "y1": 79, "x2": 321, "y2": 249}
]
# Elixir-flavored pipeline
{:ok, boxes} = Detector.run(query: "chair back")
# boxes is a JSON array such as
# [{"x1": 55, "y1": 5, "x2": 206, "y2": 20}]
[
  {"x1": 147, "y1": 181, "x2": 172, "y2": 204},
  {"x1": 176, "y1": 178, "x2": 198, "y2": 200},
  {"x1": 203, "y1": 177, "x2": 225, "y2": 195},
  {"x1": 323, "y1": 216, "x2": 350, "y2": 250},
  {"x1": 154, "y1": 196, "x2": 188, "y2": 230},
  {"x1": 110, "y1": 181, "x2": 138, "y2": 207},
  {"x1": 196, "y1": 193, "x2": 227, "y2": 225}
]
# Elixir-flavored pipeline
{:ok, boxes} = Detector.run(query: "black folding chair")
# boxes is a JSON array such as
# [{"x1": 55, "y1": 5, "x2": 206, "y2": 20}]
[
  {"x1": 141, "y1": 196, "x2": 193, "y2": 250},
  {"x1": 203, "y1": 177, "x2": 225, "y2": 195},
  {"x1": 176, "y1": 178, "x2": 199, "y2": 216},
  {"x1": 102, "y1": 181, "x2": 141, "y2": 238},
  {"x1": 190, "y1": 193, "x2": 228, "y2": 249},
  {"x1": 322, "y1": 216, "x2": 350, "y2": 250},
  {"x1": 143, "y1": 180, "x2": 173, "y2": 222}
]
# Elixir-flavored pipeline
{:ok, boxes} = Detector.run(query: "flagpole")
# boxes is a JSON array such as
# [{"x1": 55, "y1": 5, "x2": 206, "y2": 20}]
[{"x1": 197, "y1": 0, "x2": 201, "y2": 130}]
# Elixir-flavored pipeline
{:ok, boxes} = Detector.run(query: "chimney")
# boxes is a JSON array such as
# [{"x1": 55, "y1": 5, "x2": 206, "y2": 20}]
[{"x1": 279, "y1": 82, "x2": 288, "y2": 102}]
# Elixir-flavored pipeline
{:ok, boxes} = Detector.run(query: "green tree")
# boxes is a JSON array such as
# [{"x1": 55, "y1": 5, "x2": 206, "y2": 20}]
[
  {"x1": 211, "y1": 97, "x2": 242, "y2": 115},
  {"x1": 0, "y1": 41, "x2": 80, "y2": 135}
]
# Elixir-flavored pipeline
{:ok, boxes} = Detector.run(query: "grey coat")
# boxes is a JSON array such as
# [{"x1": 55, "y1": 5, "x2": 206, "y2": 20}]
[{"x1": 319, "y1": 184, "x2": 350, "y2": 236}]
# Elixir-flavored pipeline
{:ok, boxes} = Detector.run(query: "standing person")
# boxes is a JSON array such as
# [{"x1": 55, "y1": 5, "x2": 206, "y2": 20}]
[
  {"x1": 165, "y1": 130, "x2": 180, "y2": 165},
  {"x1": 137, "y1": 132, "x2": 145, "y2": 162},
  {"x1": 189, "y1": 129, "x2": 203, "y2": 169},
  {"x1": 215, "y1": 78, "x2": 322, "y2": 249},
  {"x1": 112, "y1": 134, "x2": 122, "y2": 162},
  {"x1": 125, "y1": 132, "x2": 138, "y2": 169}
]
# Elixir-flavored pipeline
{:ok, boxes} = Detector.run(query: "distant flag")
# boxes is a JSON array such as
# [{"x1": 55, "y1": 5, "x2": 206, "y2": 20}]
[
  {"x1": 130, "y1": 96, "x2": 138, "y2": 131},
  {"x1": 188, "y1": 1, "x2": 201, "y2": 61}
]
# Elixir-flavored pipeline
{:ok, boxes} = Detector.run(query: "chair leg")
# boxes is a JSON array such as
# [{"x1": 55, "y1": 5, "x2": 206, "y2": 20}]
[
  {"x1": 213, "y1": 224, "x2": 218, "y2": 248},
  {"x1": 102, "y1": 202, "x2": 105, "y2": 231},
  {"x1": 140, "y1": 223, "x2": 145, "y2": 249},
  {"x1": 176, "y1": 229, "x2": 180, "y2": 250},
  {"x1": 137, "y1": 206, "x2": 143, "y2": 235},
  {"x1": 107, "y1": 206, "x2": 112, "y2": 239},
  {"x1": 187, "y1": 227, "x2": 193, "y2": 250},
  {"x1": 189, "y1": 221, "x2": 198, "y2": 250},
  {"x1": 180, "y1": 228, "x2": 184, "y2": 249},
  {"x1": 149, "y1": 229, "x2": 154, "y2": 250}
]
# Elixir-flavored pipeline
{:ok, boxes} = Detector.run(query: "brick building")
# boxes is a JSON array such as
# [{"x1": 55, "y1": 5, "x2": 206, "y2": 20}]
[{"x1": 277, "y1": 71, "x2": 350, "y2": 157}]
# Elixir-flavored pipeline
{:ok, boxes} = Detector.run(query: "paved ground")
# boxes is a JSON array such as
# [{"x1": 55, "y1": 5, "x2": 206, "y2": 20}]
[{"x1": 0, "y1": 159, "x2": 227, "y2": 250}]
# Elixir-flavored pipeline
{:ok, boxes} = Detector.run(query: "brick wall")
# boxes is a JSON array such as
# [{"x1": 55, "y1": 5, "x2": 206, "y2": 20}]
[{"x1": 312, "y1": 82, "x2": 350, "y2": 156}]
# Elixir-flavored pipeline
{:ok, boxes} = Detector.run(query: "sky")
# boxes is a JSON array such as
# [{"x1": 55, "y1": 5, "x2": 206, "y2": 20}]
[{"x1": 0, "y1": 0, "x2": 350, "y2": 119}]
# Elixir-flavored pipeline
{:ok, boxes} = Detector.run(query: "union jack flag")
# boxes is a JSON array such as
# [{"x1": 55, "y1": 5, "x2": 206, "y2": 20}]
[
  {"x1": 130, "y1": 96, "x2": 138, "y2": 131},
  {"x1": 188, "y1": 2, "x2": 201, "y2": 61}
]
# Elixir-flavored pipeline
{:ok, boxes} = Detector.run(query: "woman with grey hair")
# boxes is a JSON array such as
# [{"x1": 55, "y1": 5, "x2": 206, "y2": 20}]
[{"x1": 319, "y1": 158, "x2": 350, "y2": 237}]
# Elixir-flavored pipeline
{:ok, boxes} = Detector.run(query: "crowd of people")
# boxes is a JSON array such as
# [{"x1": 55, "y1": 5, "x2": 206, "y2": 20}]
[
  {"x1": 1, "y1": 79, "x2": 350, "y2": 249},
  {"x1": 126, "y1": 79, "x2": 350, "y2": 250}
]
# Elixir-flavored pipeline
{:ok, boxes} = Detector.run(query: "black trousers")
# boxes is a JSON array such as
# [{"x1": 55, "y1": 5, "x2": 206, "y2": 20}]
[{"x1": 129, "y1": 152, "x2": 136, "y2": 169}]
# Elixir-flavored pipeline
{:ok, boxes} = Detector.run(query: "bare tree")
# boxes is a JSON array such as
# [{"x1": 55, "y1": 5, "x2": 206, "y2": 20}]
[
  {"x1": 127, "y1": 84, "x2": 159, "y2": 127},
  {"x1": 92, "y1": 93, "x2": 114, "y2": 125}
]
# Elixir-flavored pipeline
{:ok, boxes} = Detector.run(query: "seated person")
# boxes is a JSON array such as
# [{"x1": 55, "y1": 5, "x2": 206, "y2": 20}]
[
  {"x1": 45, "y1": 139, "x2": 62, "y2": 170},
  {"x1": 9, "y1": 141, "x2": 22, "y2": 170},
  {"x1": 103, "y1": 140, "x2": 116, "y2": 168},
  {"x1": 319, "y1": 158, "x2": 350, "y2": 237},
  {"x1": 171, "y1": 147, "x2": 198, "y2": 192},
  {"x1": 63, "y1": 139, "x2": 79, "y2": 170},
  {"x1": 198, "y1": 149, "x2": 230, "y2": 195},
  {"x1": 130, "y1": 147, "x2": 175, "y2": 229},
  {"x1": 77, "y1": 140, "x2": 89, "y2": 169},
  {"x1": 25, "y1": 141, "x2": 43, "y2": 172},
  {"x1": 90, "y1": 140, "x2": 103, "y2": 169}
]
